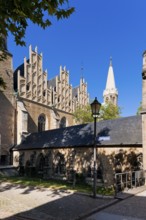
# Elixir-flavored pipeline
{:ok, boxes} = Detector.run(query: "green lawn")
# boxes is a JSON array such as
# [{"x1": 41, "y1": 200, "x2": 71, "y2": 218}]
[{"x1": 0, "y1": 176, "x2": 115, "y2": 196}]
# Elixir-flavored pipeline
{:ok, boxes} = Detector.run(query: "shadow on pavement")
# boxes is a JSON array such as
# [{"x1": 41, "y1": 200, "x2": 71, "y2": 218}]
[
  {"x1": 0, "y1": 182, "x2": 115, "y2": 220},
  {"x1": 1, "y1": 182, "x2": 146, "y2": 220},
  {"x1": 86, "y1": 187, "x2": 146, "y2": 220}
]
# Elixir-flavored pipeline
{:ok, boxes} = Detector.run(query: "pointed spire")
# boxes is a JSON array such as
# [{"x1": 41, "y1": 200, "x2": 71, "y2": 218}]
[
  {"x1": 103, "y1": 57, "x2": 118, "y2": 105},
  {"x1": 105, "y1": 57, "x2": 116, "y2": 90}
]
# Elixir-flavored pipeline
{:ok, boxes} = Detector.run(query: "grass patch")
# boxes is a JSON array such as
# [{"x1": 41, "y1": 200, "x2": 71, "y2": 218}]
[{"x1": 0, "y1": 176, "x2": 114, "y2": 196}]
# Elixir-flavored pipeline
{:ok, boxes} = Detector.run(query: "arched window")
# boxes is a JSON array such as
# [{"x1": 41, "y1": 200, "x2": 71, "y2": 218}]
[
  {"x1": 54, "y1": 152, "x2": 66, "y2": 175},
  {"x1": 35, "y1": 153, "x2": 45, "y2": 177},
  {"x1": 19, "y1": 152, "x2": 25, "y2": 166},
  {"x1": 38, "y1": 114, "x2": 46, "y2": 132},
  {"x1": 60, "y1": 117, "x2": 66, "y2": 128}
]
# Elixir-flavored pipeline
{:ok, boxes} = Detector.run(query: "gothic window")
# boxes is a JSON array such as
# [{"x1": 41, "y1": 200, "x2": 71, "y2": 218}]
[
  {"x1": 60, "y1": 117, "x2": 66, "y2": 128},
  {"x1": 38, "y1": 114, "x2": 46, "y2": 132},
  {"x1": 44, "y1": 151, "x2": 52, "y2": 167},
  {"x1": 30, "y1": 151, "x2": 36, "y2": 166},
  {"x1": 54, "y1": 152, "x2": 66, "y2": 175},
  {"x1": 55, "y1": 119, "x2": 59, "y2": 128},
  {"x1": 19, "y1": 152, "x2": 25, "y2": 167},
  {"x1": 36, "y1": 153, "x2": 45, "y2": 174}
]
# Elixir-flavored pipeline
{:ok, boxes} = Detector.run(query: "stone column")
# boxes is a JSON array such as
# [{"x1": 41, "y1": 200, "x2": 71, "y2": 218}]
[{"x1": 142, "y1": 51, "x2": 146, "y2": 178}]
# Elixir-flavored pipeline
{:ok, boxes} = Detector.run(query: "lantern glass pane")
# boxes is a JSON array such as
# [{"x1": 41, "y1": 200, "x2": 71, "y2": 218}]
[{"x1": 90, "y1": 98, "x2": 101, "y2": 117}]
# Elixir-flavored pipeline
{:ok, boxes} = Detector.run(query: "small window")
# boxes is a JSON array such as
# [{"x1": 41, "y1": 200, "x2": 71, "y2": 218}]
[
  {"x1": 38, "y1": 114, "x2": 46, "y2": 132},
  {"x1": 26, "y1": 84, "x2": 29, "y2": 91},
  {"x1": 54, "y1": 152, "x2": 66, "y2": 175},
  {"x1": 52, "y1": 91, "x2": 54, "y2": 104},
  {"x1": 60, "y1": 117, "x2": 66, "y2": 128},
  {"x1": 56, "y1": 119, "x2": 60, "y2": 128}
]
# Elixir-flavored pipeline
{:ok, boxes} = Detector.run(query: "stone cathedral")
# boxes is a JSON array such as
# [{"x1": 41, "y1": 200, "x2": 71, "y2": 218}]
[
  {"x1": 0, "y1": 37, "x2": 119, "y2": 167},
  {"x1": 3, "y1": 42, "x2": 146, "y2": 188},
  {"x1": 0, "y1": 44, "x2": 89, "y2": 165}
]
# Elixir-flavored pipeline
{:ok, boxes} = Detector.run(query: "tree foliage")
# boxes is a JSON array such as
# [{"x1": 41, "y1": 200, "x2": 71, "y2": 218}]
[
  {"x1": 100, "y1": 102, "x2": 121, "y2": 120},
  {"x1": 74, "y1": 102, "x2": 121, "y2": 124},
  {"x1": 137, "y1": 102, "x2": 142, "y2": 115},
  {"x1": 0, "y1": 0, "x2": 75, "y2": 53},
  {"x1": 73, "y1": 104, "x2": 93, "y2": 124},
  {"x1": 0, "y1": 0, "x2": 74, "y2": 87}
]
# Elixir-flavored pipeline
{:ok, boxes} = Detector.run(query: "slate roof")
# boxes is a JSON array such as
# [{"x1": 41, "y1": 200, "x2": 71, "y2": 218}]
[{"x1": 14, "y1": 115, "x2": 142, "y2": 151}]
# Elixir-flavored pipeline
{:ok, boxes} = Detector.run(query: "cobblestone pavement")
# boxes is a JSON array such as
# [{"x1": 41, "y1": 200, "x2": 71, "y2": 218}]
[
  {"x1": 0, "y1": 182, "x2": 116, "y2": 220},
  {"x1": 1, "y1": 182, "x2": 146, "y2": 220},
  {"x1": 85, "y1": 186, "x2": 146, "y2": 220}
]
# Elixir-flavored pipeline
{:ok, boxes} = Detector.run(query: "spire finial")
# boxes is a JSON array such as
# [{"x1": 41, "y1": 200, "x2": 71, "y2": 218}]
[
  {"x1": 110, "y1": 56, "x2": 112, "y2": 66},
  {"x1": 80, "y1": 62, "x2": 84, "y2": 80}
]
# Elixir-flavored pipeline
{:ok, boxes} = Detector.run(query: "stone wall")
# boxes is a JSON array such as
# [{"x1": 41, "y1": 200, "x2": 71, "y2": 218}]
[
  {"x1": 20, "y1": 98, "x2": 73, "y2": 134},
  {"x1": 142, "y1": 51, "x2": 146, "y2": 173},
  {"x1": 13, "y1": 146, "x2": 142, "y2": 186},
  {"x1": 0, "y1": 52, "x2": 16, "y2": 164}
]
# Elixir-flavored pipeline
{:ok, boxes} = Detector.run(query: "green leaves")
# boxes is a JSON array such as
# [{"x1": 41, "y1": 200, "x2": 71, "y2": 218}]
[
  {"x1": 100, "y1": 102, "x2": 121, "y2": 120},
  {"x1": 0, "y1": 0, "x2": 74, "y2": 86},
  {"x1": 73, "y1": 104, "x2": 93, "y2": 124},
  {"x1": 55, "y1": 8, "x2": 75, "y2": 20},
  {"x1": 0, "y1": 0, "x2": 75, "y2": 56},
  {"x1": 74, "y1": 102, "x2": 122, "y2": 125},
  {"x1": 137, "y1": 101, "x2": 142, "y2": 115}
]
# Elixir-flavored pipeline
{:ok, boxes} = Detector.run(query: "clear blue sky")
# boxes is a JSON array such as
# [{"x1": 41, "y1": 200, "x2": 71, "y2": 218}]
[{"x1": 8, "y1": 0, "x2": 146, "y2": 117}]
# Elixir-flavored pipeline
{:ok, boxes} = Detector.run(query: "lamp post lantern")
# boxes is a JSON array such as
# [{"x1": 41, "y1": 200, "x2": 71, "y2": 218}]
[{"x1": 90, "y1": 97, "x2": 101, "y2": 198}]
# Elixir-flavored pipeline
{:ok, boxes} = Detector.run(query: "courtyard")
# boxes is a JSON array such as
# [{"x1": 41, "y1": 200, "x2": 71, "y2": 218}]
[
  {"x1": 0, "y1": 181, "x2": 114, "y2": 220},
  {"x1": 0, "y1": 180, "x2": 146, "y2": 220}
]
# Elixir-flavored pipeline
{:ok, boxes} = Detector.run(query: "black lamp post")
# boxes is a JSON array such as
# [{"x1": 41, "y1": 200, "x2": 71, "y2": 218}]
[{"x1": 90, "y1": 97, "x2": 101, "y2": 198}]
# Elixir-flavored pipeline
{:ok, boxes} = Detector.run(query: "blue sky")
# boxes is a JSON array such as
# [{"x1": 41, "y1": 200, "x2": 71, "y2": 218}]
[{"x1": 8, "y1": 0, "x2": 146, "y2": 117}]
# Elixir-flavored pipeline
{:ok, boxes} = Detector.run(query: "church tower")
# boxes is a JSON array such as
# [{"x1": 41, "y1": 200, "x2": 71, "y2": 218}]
[
  {"x1": 141, "y1": 51, "x2": 146, "y2": 172},
  {"x1": 103, "y1": 58, "x2": 118, "y2": 105},
  {"x1": 0, "y1": 36, "x2": 16, "y2": 165}
]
